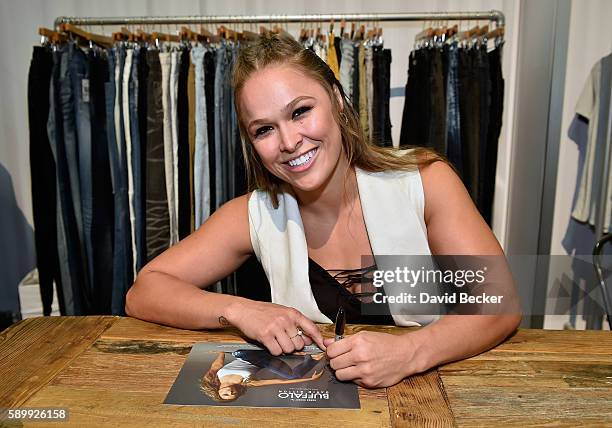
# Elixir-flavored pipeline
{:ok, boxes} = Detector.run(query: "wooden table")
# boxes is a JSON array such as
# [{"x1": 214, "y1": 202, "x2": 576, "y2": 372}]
[{"x1": 0, "y1": 317, "x2": 611, "y2": 427}]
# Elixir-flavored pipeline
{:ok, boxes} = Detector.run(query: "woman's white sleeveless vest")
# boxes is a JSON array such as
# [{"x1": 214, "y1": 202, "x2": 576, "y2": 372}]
[{"x1": 247, "y1": 166, "x2": 439, "y2": 327}]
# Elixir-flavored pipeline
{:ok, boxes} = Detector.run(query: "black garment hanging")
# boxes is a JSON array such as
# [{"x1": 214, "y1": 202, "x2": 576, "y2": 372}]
[{"x1": 28, "y1": 46, "x2": 64, "y2": 316}]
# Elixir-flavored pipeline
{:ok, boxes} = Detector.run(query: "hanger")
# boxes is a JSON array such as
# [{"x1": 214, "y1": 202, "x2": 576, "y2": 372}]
[
  {"x1": 38, "y1": 27, "x2": 68, "y2": 45},
  {"x1": 340, "y1": 19, "x2": 345, "y2": 38},
  {"x1": 59, "y1": 23, "x2": 112, "y2": 48},
  {"x1": 199, "y1": 26, "x2": 220, "y2": 43},
  {"x1": 134, "y1": 28, "x2": 151, "y2": 43},
  {"x1": 111, "y1": 27, "x2": 131, "y2": 43},
  {"x1": 486, "y1": 25, "x2": 504, "y2": 40},
  {"x1": 180, "y1": 26, "x2": 201, "y2": 43},
  {"x1": 446, "y1": 24, "x2": 458, "y2": 39},
  {"x1": 415, "y1": 26, "x2": 435, "y2": 43},
  {"x1": 150, "y1": 30, "x2": 179, "y2": 43}
]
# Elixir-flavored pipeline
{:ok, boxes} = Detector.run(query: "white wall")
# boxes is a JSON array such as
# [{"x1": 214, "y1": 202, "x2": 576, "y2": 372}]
[{"x1": 0, "y1": 0, "x2": 518, "y2": 252}]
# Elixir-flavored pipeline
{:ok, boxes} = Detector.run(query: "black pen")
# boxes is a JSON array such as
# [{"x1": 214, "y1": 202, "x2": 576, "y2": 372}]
[{"x1": 334, "y1": 307, "x2": 345, "y2": 341}]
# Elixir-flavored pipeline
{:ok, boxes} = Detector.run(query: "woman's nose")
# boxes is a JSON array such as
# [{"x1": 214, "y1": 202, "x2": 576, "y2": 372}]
[{"x1": 278, "y1": 124, "x2": 302, "y2": 153}]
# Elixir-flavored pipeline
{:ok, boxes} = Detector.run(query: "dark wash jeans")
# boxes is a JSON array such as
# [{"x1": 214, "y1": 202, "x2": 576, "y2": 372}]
[
  {"x1": 446, "y1": 42, "x2": 463, "y2": 176},
  {"x1": 105, "y1": 47, "x2": 132, "y2": 315},
  {"x1": 88, "y1": 50, "x2": 114, "y2": 314},
  {"x1": 372, "y1": 46, "x2": 393, "y2": 147},
  {"x1": 47, "y1": 46, "x2": 84, "y2": 315}
]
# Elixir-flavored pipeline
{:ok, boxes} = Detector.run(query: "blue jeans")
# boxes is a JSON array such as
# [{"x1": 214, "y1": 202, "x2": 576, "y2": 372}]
[
  {"x1": 446, "y1": 42, "x2": 463, "y2": 176},
  {"x1": 214, "y1": 45, "x2": 227, "y2": 210},
  {"x1": 191, "y1": 46, "x2": 210, "y2": 227},
  {"x1": 106, "y1": 47, "x2": 132, "y2": 315},
  {"x1": 47, "y1": 46, "x2": 84, "y2": 314},
  {"x1": 70, "y1": 45, "x2": 95, "y2": 309}
]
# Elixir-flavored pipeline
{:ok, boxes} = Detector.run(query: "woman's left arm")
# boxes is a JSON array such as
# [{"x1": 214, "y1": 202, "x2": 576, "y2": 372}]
[{"x1": 325, "y1": 161, "x2": 521, "y2": 388}]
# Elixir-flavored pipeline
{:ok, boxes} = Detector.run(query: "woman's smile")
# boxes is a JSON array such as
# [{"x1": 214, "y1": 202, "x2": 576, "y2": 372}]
[{"x1": 283, "y1": 147, "x2": 319, "y2": 172}]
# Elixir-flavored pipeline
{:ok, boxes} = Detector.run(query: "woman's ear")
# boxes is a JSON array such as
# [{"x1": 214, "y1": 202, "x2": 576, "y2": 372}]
[{"x1": 333, "y1": 84, "x2": 344, "y2": 111}]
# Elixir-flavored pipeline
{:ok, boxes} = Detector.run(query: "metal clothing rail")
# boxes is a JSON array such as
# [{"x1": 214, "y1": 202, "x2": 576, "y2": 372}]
[{"x1": 54, "y1": 10, "x2": 505, "y2": 31}]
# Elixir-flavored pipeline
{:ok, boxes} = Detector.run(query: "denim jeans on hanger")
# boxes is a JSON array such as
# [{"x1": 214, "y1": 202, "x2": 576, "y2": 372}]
[
  {"x1": 69, "y1": 44, "x2": 95, "y2": 312},
  {"x1": 223, "y1": 45, "x2": 233, "y2": 204},
  {"x1": 352, "y1": 43, "x2": 360, "y2": 111},
  {"x1": 191, "y1": 46, "x2": 210, "y2": 228},
  {"x1": 228, "y1": 44, "x2": 239, "y2": 200},
  {"x1": 458, "y1": 47, "x2": 478, "y2": 200},
  {"x1": 88, "y1": 50, "x2": 114, "y2": 314},
  {"x1": 29, "y1": 46, "x2": 64, "y2": 315},
  {"x1": 214, "y1": 44, "x2": 227, "y2": 211},
  {"x1": 372, "y1": 46, "x2": 393, "y2": 147},
  {"x1": 400, "y1": 48, "x2": 431, "y2": 148},
  {"x1": 204, "y1": 49, "x2": 216, "y2": 212},
  {"x1": 177, "y1": 47, "x2": 191, "y2": 240},
  {"x1": 48, "y1": 46, "x2": 83, "y2": 315},
  {"x1": 145, "y1": 49, "x2": 170, "y2": 262},
  {"x1": 476, "y1": 44, "x2": 491, "y2": 213},
  {"x1": 137, "y1": 47, "x2": 149, "y2": 257},
  {"x1": 428, "y1": 47, "x2": 445, "y2": 154},
  {"x1": 481, "y1": 46, "x2": 504, "y2": 225},
  {"x1": 106, "y1": 46, "x2": 132, "y2": 315},
  {"x1": 446, "y1": 42, "x2": 463, "y2": 176},
  {"x1": 365, "y1": 45, "x2": 374, "y2": 141}
]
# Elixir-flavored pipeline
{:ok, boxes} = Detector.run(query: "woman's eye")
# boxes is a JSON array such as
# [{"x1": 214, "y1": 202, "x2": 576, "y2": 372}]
[
  {"x1": 292, "y1": 106, "x2": 312, "y2": 119},
  {"x1": 254, "y1": 126, "x2": 273, "y2": 138}
]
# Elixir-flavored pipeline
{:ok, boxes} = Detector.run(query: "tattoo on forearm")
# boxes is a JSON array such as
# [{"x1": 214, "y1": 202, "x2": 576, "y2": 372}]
[{"x1": 218, "y1": 316, "x2": 230, "y2": 327}]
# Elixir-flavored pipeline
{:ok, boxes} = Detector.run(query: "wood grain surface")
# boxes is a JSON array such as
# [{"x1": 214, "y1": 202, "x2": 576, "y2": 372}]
[{"x1": 0, "y1": 317, "x2": 610, "y2": 427}]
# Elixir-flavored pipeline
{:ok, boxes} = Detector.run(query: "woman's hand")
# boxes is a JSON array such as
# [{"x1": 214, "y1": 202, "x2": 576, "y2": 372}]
[
  {"x1": 226, "y1": 300, "x2": 326, "y2": 355},
  {"x1": 324, "y1": 331, "x2": 427, "y2": 388}
]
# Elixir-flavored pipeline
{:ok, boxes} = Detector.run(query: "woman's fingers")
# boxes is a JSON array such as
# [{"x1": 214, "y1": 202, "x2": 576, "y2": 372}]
[
  {"x1": 275, "y1": 330, "x2": 297, "y2": 354},
  {"x1": 334, "y1": 365, "x2": 360, "y2": 382},
  {"x1": 287, "y1": 327, "x2": 306, "y2": 350},
  {"x1": 294, "y1": 313, "x2": 326, "y2": 351},
  {"x1": 325, "y1": 336, "x2": 352, "y2": 359},
  {"x1": 328, "y1": 350, "x2": 354, "y2": 371},
  {"x1": 263, "y1": 338, "x2": 284, "y2": 356}
]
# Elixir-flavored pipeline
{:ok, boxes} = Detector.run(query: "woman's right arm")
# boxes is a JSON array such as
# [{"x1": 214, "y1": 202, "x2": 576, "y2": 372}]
[
  {"x1": 125, "y1": 194, "x2": 255, "y2": 330},
  {"x1": 125, "y1": 193, "x2": 326, "y2": 353}
]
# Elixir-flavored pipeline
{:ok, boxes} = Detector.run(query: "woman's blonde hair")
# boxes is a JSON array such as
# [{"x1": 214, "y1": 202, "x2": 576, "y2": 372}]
[{"x1": 232, "y1": 32, "x2": 447, "y2": 208}]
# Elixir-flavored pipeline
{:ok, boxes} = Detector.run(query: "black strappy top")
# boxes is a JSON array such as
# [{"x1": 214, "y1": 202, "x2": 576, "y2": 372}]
[{"x1": 308, "y1": 257, "x2": 395, "y2": 325}]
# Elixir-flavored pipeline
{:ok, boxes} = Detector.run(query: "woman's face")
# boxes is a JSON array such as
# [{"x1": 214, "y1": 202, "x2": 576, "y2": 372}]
[
  {"x1": 238, "y1": 64, "x2": 344, "y2": 193},
  {"x1": 218, "y1": 385, "x2": 238, "y2": 400}
]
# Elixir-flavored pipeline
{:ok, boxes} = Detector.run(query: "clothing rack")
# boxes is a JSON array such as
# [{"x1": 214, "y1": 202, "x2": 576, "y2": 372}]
[{"x1": 53, "y1": 10, "x2": 505, "y2": 31}]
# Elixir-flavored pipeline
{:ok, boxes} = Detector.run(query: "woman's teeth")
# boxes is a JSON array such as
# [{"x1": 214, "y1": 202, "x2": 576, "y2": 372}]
[{"x1": 288, "y1": 148, "x2": 317, "y2": 167}]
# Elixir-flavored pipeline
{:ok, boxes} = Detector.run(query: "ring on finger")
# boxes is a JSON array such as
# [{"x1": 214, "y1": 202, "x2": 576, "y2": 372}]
[{"x1": 290, "y1": 328, "x2": 304, "y2": 339}]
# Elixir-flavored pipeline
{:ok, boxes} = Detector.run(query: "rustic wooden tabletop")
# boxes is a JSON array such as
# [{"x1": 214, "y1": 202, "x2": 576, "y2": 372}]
[{"x1": 0, "y1": 316, "x2": 611, "y2": 427}]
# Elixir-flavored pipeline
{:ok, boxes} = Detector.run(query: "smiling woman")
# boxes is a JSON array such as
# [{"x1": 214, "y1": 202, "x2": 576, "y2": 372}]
[{"x1": 125, "y1": 32, "x2": 521, "y2": 389}]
